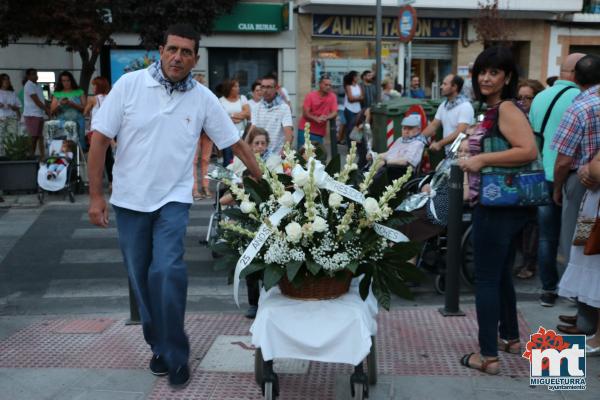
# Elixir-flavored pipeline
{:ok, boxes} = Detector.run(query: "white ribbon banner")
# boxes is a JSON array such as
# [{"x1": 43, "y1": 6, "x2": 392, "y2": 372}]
[
  {"x1": 233, "y1": 204, "x2": 298, "y2": 306},
  {"x1": 373, "y1": 223, "x2": 410, "y2": 243},
  {"x1": 232, "y1": 158, "x2": 408, "y2": 305}
]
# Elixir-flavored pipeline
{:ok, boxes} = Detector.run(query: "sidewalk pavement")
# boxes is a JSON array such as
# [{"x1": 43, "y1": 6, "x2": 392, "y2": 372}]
[
  {"x1": 1, "y1": 192, "x2": 599, "y2": 399},
  {"x1": 0, "y1": 297, "x2": 598, "y2": 399}
]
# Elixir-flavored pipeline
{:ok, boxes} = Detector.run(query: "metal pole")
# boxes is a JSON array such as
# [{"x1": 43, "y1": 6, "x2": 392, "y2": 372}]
[
  {"x1": 439, "y1": 165, "x2": 465, "y2": 316},
  {"x1": 126, "y1": 278, "x2": 141, "y2": 325},
  {"x1": 375, "y1": 0, "x2": 382, "y2": 102},
  {"x1": 406, "y1": 41, "x2": 412, "y2": 95}
]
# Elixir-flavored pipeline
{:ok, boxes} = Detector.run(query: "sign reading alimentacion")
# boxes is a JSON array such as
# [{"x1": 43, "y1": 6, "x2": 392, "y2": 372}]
[{"x1": 312, "y1": 15, "x2": 460, "y2": 40}]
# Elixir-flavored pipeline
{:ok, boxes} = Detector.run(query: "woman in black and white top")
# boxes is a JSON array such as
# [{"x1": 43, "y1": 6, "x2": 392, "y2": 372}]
[
  {"x1": 219, "y1": 78, "x2": 250, "y2": 166},
  {"x1": 342, "y1": 70, "x2": 363, "y2": 145}
]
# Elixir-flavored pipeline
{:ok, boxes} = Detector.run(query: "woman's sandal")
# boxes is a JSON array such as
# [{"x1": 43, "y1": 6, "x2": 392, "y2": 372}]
[
  {"x1": 460, "y1": 353, "x2": 500, "y2": 375},
  {"x1": 498, "y1": 338, "x2": 521, "y2": 354},
  {"x1": 516, "y1": 266, "x2": 534, "y2": 279}
]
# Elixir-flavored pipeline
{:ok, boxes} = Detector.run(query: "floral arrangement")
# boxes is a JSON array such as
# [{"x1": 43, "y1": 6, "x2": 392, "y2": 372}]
[{"x1": 212, "y1": 124, "x2": 422, "y2": 309}]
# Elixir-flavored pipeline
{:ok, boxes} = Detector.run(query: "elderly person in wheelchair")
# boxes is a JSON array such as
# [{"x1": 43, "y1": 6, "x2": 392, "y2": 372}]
[{"x1": 367, "y1": 114, "x2": 427, "y2": 184}]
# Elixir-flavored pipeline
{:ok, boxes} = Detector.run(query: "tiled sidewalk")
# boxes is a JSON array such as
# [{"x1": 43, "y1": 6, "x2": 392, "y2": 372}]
[{"x1": 0, "y1": 306, "x2": 531, "y2": 400}]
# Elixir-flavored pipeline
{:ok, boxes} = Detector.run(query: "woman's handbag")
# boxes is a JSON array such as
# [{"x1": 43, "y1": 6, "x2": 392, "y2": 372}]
[
  {"x1": 573, "y1": 192, "x2": 600, "y2": 246},
  {"x1": 584, "y1": 218, "x2": 600, "y2": 255},
  {"x1": 478, "y1": 108, "x2": 552, "y2": 207}
]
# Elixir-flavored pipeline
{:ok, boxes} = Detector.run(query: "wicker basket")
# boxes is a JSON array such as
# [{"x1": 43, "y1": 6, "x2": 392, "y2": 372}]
[{"x1": 278, "y1": 271, "x2": 353, "y2": 300}]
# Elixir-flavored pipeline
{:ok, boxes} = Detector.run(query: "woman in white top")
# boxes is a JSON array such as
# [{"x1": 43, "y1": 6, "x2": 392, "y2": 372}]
[
  {"x1": 343, "y1": 70, "x2": 364, "y2": 145},
  {"x1": 0, "y1": 74, "x2": 21, "y2": 156},
  {"x1": 219, "y1": 78, "x2": 250, "y2": 166},
  {"x1": 84, "y1": 76, "x2": 114, "y2": 190},
  {"x1": 247, "y1": 80, "x2": 262, "y2": 121}
]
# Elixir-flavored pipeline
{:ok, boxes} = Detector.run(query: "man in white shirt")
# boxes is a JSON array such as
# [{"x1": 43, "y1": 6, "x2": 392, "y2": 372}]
[
  {"x1": 87, "y1": 24, "x2": 260, "y2": 389},
  {"x1": 250, "y1": 74, "x2": 293, "y2": 155},
  {"x1": 422, "y1": 74, "x2": 474, "y2": 155},
  {"x1": 22, "y1": 68, "x2": 49, "y2": 158}
]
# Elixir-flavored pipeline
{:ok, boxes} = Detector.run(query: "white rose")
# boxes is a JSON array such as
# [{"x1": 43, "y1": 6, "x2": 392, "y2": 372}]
[
  {"x1": 292, "y1": 166, "x2": 309, "y2": 187},
  {"x1": 328, "y1": 193, "x2": 343, "y2": 208},
  {"x1": 240, "y1": 201, "x2": 256, "y2": 214},
  {"x1": 285, "y1": 222, "x2": 303, "y2": 243},
  {"x1": 278, "y1": 191, "x2": 294, "y2": 208},
  {"x1": 312, "y1": 216, "x2": 328, "y2": 233},
  {"x1": 363, "y1": 197, "x2": 380, "y2": 217}
]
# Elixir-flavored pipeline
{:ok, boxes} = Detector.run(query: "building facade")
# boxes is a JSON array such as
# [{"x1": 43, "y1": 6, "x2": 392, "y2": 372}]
[
  {"x1": 295, "y1": 0, "x2": 595, "y2": 116},
  {"x1": 0, "y1": 1, "x2": 296, "y2": 109}
]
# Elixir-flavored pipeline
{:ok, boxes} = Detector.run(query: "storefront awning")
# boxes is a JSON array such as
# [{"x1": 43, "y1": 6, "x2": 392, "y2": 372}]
[{"x1": 297, "y1": 0, "x2": 583, "y2": 20}]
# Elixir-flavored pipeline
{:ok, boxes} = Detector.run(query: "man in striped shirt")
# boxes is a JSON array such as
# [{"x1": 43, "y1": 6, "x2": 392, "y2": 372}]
[{"x1": 249, "y1": 74, "x2": 293, "y2": 155}]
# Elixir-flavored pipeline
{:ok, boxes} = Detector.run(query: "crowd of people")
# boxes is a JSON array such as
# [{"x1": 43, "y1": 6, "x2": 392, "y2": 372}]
[{"x1": 2, "y1": 21, "x2": 600, "y2": 388}]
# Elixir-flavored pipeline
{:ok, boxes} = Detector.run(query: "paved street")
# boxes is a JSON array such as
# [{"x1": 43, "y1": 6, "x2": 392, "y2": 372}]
[{"x1": 0, "y1": 194, "x2": 598, "y2": 399}]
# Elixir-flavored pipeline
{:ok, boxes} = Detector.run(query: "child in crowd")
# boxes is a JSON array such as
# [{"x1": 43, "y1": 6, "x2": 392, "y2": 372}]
[{"x1": 46, "y1": 140, "x2": 75, "y2": 180}]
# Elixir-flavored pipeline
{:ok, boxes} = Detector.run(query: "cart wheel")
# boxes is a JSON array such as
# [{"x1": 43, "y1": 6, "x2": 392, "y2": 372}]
[
  {"x1": 254, "y1": 348, "x2": 264, "y2": 386},
  {"x1": 434, "y1": 274, "x2": 445, "y2": 295},
  {"x1": 352, "y1": 383, "x2": 365, "y2": 400},
  {"x1": 264, "y1": 381, "x2": 274, "y2": 400},
  {"x1": 367, "y1": 336, "x2": 377, "y2": 385},
  {"x1": 68, "y1": 191, "x2": 75, "y2": 203}
]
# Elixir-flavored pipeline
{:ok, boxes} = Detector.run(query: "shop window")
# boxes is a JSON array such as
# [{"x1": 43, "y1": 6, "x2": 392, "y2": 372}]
[
  {"x1": 569, "y1": 45, "x2": 600, "y2": 56},
  {"x1": 312, "y1": 40, "x2": 454, "y2": 99},
  {"x1": 208, "y1": 48, "x2": 277, "y2": 97}
]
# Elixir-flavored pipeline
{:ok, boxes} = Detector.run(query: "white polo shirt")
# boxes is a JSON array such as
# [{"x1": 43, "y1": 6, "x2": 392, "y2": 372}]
[
  {"x1": 92, "y1": 68, "x2": 240, "y2": 212},
  {"x1": 434, "y1": 100, "x2": 474, "y2": 152}
]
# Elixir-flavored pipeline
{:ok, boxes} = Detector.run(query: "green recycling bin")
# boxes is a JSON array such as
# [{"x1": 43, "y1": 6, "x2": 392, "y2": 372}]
[{"x1": 371, "y1": 98, "x2": 432, "y2": 153}]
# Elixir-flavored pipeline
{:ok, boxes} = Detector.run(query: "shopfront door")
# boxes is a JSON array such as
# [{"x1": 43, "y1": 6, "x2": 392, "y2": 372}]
[{"x1": 208, "y1": 48, "x2": 277, "y2": 97}]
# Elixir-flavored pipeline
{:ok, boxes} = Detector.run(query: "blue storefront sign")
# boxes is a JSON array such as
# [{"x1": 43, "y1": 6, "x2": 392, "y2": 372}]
[{"x1": 312, "y1": 15, "x2": 460, "y2": 40}]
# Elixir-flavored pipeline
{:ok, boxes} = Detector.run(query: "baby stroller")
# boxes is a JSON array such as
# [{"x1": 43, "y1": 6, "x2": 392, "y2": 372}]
[{"x1": 37, "y1": 120, "x2": 84, "y2": 204}]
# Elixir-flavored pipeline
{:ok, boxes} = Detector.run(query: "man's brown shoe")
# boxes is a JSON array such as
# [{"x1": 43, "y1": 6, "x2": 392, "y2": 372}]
[
  {"x1": 556, "y1": 324, "x2": 585, "y2": 335},
  {"x1": 558, "y1": 315, "x2": 577, "y2": 325}
]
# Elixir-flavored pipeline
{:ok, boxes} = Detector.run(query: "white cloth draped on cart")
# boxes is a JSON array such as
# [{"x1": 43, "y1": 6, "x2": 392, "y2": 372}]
[{"x1": 250, "y1": 278, "x2": 378, "y2": 366}]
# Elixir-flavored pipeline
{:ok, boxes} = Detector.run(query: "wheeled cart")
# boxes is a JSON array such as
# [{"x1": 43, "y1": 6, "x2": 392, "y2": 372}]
[{"x1": 250, "y1": 279, "x2": 378, "y2": 399}]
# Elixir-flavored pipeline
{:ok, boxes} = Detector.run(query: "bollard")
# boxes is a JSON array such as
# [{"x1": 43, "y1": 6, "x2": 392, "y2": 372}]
[
  {"x1": 329, "y1": 119, "x2": 338, "y2": 159},
  {"x1": 125, "y1": 278, "x2": 141, "y2": 325},
  {"x1": 439, "y1": 164, "x2": 465, "y2": 317}
]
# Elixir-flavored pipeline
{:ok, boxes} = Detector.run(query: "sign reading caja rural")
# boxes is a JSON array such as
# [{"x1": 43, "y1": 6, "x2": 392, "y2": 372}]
[
  {"x1": 312, "y1": 15, "x2": 459, "y2": 40},
  {"x1": 214, "y1": 3, "x2": 287, "y2": 33}
]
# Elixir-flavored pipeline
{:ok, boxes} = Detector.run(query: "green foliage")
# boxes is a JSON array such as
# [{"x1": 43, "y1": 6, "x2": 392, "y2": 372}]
[
  {"x1": 0, "y1": 0, "x2": 239, "y2": 92},
  {"x1": 305, "y1": 259, "x2": 322, "y2": 276},
  {"x1": 263, "y1": 264, "x2": 285, "y2": 290},
  {"x1": 239, "y1": 262, "x2": 266, "y2": 279},
  {"x1": 325, "y1": 154, "x2": 341, "y2": 176},
  {"x1": 286, "y1": 260, "x2": 303, "y2": 282},
  {"x1": 213, "y1": 255, "x2": 237, "y2": 271},
  {"x1": 1, "y1": 131, "x2": 31, "y2": 161},
  {"x1": 243, "y1": 176, "x2": 271, "y2": 203}
]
